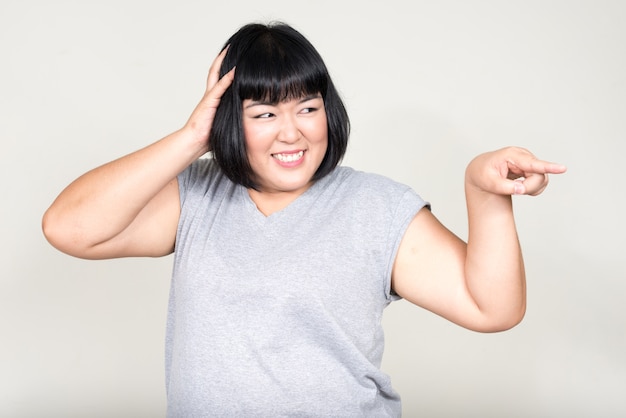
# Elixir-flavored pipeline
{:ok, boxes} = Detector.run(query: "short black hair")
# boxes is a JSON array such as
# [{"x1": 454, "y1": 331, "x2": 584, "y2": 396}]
[{"x1": 209, "y1": 22, "x2": 350, "y2": 189}]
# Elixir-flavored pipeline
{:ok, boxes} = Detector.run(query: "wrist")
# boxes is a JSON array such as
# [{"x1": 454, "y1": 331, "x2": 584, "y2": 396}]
[{"x1": 176, "y1": 125, "x2": 210, "y2": 158}]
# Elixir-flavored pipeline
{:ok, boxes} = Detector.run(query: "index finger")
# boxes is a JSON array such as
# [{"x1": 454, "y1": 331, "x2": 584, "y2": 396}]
[
  {"x1": 206, "y1": 46, "x2": 230, "y2": 90},
  {"x1": 508, "y1": 157, "x2": 567, "y2": 176}
]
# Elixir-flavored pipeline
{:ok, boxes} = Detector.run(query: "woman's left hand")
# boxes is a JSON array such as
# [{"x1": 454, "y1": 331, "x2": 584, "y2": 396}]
[{"x1": 465, "y1": 146, "x2": 567, "y2": 196}]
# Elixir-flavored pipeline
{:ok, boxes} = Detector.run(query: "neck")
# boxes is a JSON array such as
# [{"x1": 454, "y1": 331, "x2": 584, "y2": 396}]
[{"x1": 247, "y1": 185, "x2": 311, "y2": 217}]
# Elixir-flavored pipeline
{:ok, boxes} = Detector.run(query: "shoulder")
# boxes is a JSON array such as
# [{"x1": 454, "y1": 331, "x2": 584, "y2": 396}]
[
  {"x1": 330, "y1": 166, "x2": 423, "y2": 203},
  {"x1": 329, "y1": 165, "x2": 403, "y2": 188},
  {"x1": 180, "y1": 156, "x2": 222, "y2": 181},
  {"x1": 177, "y1": 156, "x2": 234, "y2": 203},
  {"x1": 317, "y1": 166, "x2": 428, "y2": 223}
]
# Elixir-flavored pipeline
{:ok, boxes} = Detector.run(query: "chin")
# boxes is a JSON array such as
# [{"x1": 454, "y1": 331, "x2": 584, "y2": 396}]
[{"x1": 271, "y1": 177, "x2": 313, "y2": 193}]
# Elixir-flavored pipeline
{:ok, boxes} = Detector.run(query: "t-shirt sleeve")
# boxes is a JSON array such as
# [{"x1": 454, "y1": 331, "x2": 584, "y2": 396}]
[{"x1": 177, "y1": 157, "x2": 218, "y2": 207}]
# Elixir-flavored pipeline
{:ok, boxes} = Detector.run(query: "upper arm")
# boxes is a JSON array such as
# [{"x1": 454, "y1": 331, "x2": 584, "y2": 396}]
[
  {"x1": 77, "y1": 178, "x2": 181, "y2": 260},
  {"x1": 391, "y1": 208, "x2": 483, "y2": 329}
]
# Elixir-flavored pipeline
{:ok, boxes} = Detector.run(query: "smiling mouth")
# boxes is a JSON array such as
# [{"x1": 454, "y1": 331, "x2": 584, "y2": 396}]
[{"x1": 272, "y1": 150, "x2": 305, "y2": 163}]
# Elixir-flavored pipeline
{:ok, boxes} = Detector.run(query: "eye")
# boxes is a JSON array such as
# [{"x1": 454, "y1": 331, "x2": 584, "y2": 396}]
[
  {"x1": 255, "y1": 112, "x2": 274, "y2": 119},
  {"x1": 300, "y1": 107, "x2": 318, "y2": 114}
]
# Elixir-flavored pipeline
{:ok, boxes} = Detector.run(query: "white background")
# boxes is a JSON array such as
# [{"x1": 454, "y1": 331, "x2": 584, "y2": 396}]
[{"x1": 2, "y1": 0, "x2": 625, "y2": 416}]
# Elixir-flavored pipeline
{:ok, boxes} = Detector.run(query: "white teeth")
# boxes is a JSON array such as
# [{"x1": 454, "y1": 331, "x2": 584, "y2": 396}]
[{"x1": 273, "y1": 150, "x2": 304, "y2": 162}]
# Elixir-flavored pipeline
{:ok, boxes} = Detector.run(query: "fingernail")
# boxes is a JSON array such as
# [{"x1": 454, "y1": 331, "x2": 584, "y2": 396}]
[{"x1": 514, "y1": 182, "x2": 524, "y2": 195}]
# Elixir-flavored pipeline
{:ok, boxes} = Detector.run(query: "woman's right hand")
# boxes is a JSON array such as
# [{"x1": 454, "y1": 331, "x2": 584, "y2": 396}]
[{"x1": 183, "y1": 47, "x2": 236, "y2": 149}]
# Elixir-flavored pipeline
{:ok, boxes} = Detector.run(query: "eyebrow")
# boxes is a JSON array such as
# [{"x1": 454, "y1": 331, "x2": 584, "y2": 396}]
[{"x1": 244, "y1": 94, "x2": 322, "y2": 109}]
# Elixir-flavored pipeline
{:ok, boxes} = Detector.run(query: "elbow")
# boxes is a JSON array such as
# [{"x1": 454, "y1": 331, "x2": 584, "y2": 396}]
[
  {"x1": 42, "y1": 207, "x2": 70, "y2": 253},
  {"x1": 42, "y1": 208, "x2": 59, "y2": 246},
  {"x1": 475, "y1": 306, "x2": 527, "y2": 333},
  {"x1": 485, "y1": 316, "x2": 525, "y2": 333},
  {"x1": 42, "y1": 207, "x2": 92, "y2": 259}
]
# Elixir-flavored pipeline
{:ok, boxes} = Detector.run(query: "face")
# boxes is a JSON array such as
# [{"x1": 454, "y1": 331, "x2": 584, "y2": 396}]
[{"x1": 242, "y1": 94, "x2": 328, "y2": 195}]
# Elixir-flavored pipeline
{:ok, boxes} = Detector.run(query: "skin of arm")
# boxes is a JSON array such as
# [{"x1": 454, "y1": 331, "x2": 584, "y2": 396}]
[
  {"x1": 42, "y1": 49, "x2": 235, "y2": 260},
  {"x1": 391, "y1": 147, "x2": 566, "y2": 333}
]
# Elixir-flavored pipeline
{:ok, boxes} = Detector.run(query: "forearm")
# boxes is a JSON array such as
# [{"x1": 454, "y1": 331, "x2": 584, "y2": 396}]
[
  {"x1": 42, "y1": 127, "x2": 206, "y2": 251},
  {"x1": 464, "y1": 183, "x2": 526, "y2": 329},
  {"x1": 393, "y1": 147, "x2": 563, "y2": 332}
]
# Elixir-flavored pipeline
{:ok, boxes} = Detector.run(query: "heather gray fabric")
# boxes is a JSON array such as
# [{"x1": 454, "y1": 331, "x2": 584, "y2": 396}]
[{"x1": 166, "y1": 157, "x2": 427, "y2": 417}]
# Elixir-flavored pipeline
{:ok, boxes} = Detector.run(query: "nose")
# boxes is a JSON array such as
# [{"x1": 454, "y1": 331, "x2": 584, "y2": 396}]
[{"x1": 278, "y1": 115, "x2": 301, "y2": 143}]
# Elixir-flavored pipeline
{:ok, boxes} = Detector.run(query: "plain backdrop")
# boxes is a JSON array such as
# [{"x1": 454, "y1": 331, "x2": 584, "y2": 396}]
[{"x1": 2, "y1": 0, "x2": 625, "y2": 417}]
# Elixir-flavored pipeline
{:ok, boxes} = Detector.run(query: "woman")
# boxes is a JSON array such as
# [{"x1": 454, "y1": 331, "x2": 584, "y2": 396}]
[{"x1": 42, "y1": 22, "x2": 566, "y2": 416}]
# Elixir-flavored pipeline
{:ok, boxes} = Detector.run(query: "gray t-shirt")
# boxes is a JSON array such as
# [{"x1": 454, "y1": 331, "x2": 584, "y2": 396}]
[{"x1": 166, "y1": 158, "x2": 427, "y2": 417}]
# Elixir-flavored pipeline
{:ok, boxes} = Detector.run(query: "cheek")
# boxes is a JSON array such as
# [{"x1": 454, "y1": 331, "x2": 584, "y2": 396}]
[
  {"x1": 243, "y1": 126, "x2": 270, "y2": 155},
  {"x1": 319, "y1": 115, "x2": 329, "y2": 143},
  {"x1": 304, "y1": 119, "x2": 328, "y2": 143}
]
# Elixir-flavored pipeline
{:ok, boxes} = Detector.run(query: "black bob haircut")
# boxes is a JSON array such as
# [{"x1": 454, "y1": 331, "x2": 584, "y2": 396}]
[{"x1": 209, "y1": 22, "x2": 350, "y2": 189}]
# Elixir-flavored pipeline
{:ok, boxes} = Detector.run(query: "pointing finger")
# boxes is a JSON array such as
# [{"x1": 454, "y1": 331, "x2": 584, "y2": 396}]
[{"x1": 507, "y1": 157, "x2": 567, "y2": 176}]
